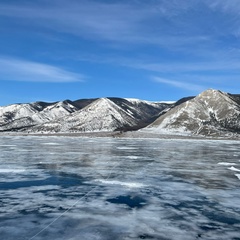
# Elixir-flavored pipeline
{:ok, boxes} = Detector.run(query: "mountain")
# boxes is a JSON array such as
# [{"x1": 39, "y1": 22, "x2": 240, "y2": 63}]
[
  {"x1": 30, "y1": 98, "x2": 170, "y2": 133},
  {"x1": 0, "y1": 97, "x2": 170, "y2": 133},
  {"x1": 1, "y1": 89, "x2": 239, "y2": 137},
  {"x1": 144, "y1": 89, "x2": 240, "y2": 137},
  {"x1": 0, "y1": 100, "x2": 80, "y2": 131}
]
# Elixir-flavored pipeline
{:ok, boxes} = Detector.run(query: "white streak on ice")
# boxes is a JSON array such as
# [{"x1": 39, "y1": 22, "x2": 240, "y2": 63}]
[
  {"x1": 228, "y1": 166, "x2": 240, "y2": 172},
  {"x1": 97, "y1": 179, "x2": 146, "y2": 188},
  {"x1": 235, "y1": 174, "x2": 240, "y2": 180},
  {"x1": 0, "y1": 145, "x2": 17, "y2": 147},
  {"x1": 218, "y1": 162, "x2": 236, "y2": 166},
  {"x1": 41, "y1": 143, "x2": 62, "y2": 145},
  {"x1": 126, "y1": 156, "x2": 139, "y2": 159},
  {"x1": 117, "y1": 147, "x2": 137, "y2": 150}
]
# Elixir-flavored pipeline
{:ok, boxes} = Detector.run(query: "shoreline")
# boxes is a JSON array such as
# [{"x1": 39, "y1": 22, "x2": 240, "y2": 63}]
[{"x1": 0, "y1": 130, "x2": 239, "y2": 141}]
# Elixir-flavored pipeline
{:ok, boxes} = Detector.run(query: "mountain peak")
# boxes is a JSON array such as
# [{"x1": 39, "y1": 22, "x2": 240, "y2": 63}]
[
  {"x1": 145, "y1": 89, "x2": 240, "y2": 137},
  {"x1": 197, "y1": 89, "x2": 225, "y2": 98}
]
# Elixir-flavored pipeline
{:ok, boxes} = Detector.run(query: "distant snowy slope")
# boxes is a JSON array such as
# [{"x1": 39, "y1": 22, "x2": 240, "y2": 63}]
[
  {"x1": 0, "y1": 100, "x2": 80, "y2": 131},
  {"x1": 0, "y1": 103, "x2": 43, "y2": 131},
  {"x1": 64, "y1": 98, "x2": 139, "y2": 132},
  {"x1": 32, "y1": 98, "x2": 171, "y2": 132},
  {"x1": 35, "y1": 100, "x2": 79, "y2": 121},
  {"x1": 144, "y1": 89, "x2": 240, "y2": 136}
]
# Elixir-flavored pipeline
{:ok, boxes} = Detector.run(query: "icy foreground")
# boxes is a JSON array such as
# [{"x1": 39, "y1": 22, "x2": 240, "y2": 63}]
[{"x1": 0, "y1": 136, "x2": 240, "y2": 240}]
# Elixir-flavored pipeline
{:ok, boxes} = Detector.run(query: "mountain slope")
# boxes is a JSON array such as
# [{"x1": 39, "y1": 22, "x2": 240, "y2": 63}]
[
  {"x1": 144, "y1": 89, "x2": 240, "y2": 136},
  {"x1": 0, "y1": 97, "x2": 171, "y2": 133},
  {"x1": 0, "y1": 100, "x2": 80, "y2": 131},
  {"x1": 31, "y1": 98, "x2": 171, "y2": 132}
]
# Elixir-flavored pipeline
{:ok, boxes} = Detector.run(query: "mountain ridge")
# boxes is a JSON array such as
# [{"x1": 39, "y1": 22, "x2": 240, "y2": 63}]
[
  {"x1": 0, "y1": 97, "x2": 172, "y2": 133},
  {"x1": 0, "y1": 89, "x2": 239, "y2": 138}
]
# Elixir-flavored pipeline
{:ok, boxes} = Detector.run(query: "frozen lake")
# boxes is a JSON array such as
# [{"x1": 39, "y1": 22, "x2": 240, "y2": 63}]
[{"x1": 0, "y1": 136, "x2": 240, "y2": 240}]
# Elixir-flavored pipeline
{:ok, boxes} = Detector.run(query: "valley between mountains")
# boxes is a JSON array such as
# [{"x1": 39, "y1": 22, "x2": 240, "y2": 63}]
[{"x1": 0, "y1": 89, "x2": 240, "y2": 138}]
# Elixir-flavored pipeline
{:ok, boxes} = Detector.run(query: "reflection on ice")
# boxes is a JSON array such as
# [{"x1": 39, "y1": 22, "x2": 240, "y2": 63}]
[
  {"x1": 0, "y1": 169, "x2": 26, "y2": 173},
  {"x1": 0, "y1": 136, "x2": 239, "y2": 240}
]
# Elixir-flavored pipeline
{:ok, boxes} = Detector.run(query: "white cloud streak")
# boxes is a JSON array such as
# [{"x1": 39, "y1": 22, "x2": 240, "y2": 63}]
[
  {"x1": 133, "y1": 61, "x2": 240, "y2": 73},
  {"x1": 0, "y1": 1, "x2": 146, "y2": 43},
  {"x1": 0, "y1": 57, "x2": 84, "y2": 82},
  {"x1": 152, "y1": 76, "x2": 206, "y2": 92}
]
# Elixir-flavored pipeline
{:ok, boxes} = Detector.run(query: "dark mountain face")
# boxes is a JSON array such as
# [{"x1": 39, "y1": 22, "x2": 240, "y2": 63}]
[
  {"x1": 173, "y1": 96, "x2": 195, "y2": 107},
  {"x1": 72, "y1": 98, "x2": 98, "y2": 109},
  {"x1": 108, "y1": 97, "x2": 170, "y2": 130},
  {"x1": 229, "y1": 94, "x2": 240, "y2": 105}
]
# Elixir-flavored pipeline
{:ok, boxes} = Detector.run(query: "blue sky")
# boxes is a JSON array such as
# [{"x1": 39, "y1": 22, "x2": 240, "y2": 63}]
[{"x1": 0, "y1": 0, "x2": 239, "y2": 106}]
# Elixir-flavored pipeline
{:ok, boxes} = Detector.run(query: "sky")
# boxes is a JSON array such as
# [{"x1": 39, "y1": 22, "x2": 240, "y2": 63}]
[{"x1": 0, "y1": 0, "x2": 240, "y2": 106}]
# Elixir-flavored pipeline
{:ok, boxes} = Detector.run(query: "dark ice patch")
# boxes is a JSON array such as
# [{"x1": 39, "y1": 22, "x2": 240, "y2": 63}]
[
  {"x1": 0, "y1": 173, "x2": 85, "y2": 190},
  {"x1": 138, "y1": 233, "x2": 155, "y2": 239},
  {"x1": 106, "y1": 195, "x2": 147, "y2": 209},
  {"x1": 203, "y1": 211, "x2": 240, "y2": 225}
]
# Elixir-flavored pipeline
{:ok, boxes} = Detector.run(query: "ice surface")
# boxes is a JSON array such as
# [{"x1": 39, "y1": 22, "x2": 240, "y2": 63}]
[
  {"x1": 0, "y1": 168, "x2": 25, "y2": 173},
  {"x1": 0, "y1": 136, "x2": 240, "y2": 240}
]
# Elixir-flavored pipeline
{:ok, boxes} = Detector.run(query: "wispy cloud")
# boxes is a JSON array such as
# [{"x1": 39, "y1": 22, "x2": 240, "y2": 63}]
[
  {"x1": 133, "y1": 60, "x2": 240, "y2": 73},
  {"x1": 0, "y1": 1, "x2": 239, "y2": 86},
  {"x1": 0, "y1": 0, "x2": 235, "y2": 48},
  {"x1": 152, "y1": 76, "x2": 206, "y2": 92},
  {"x1": 208, "y1": 0, "x2": 240, "y2": 13},
  {"x1": 0, "y1": 1, "x2": 145, "y2": 43},
  {"x1": 0, "y1": 57, "x2": 84, "y2": 82}
]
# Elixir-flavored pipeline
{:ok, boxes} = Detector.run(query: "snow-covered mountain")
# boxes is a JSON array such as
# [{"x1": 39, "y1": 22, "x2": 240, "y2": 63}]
[
  {"x1": 0, "y1": 97, "x2": 170, "y2": 133},
  {"x1": 30, "y1": 98, "x2": 170, "y2": 133},
  {"x1": 144, "y1": 89, "x2": 240, "y2": 137},
  {"x1": 1, "y1": 89, "x2": 239, "y2": 137},
  {"x1": 0, "y1": 100, "x2": 79, "y2": 131}
]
